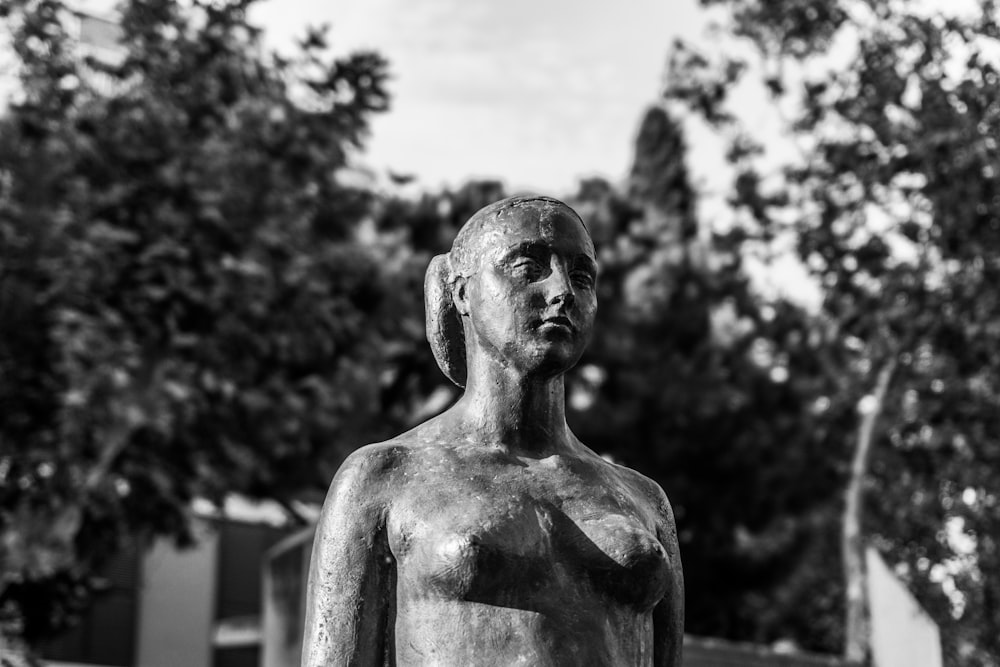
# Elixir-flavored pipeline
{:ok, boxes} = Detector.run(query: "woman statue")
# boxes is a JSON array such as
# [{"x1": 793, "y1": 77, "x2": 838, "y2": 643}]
[{"x1": 302, "y1": 196, "x2": 683, "y2": 666}]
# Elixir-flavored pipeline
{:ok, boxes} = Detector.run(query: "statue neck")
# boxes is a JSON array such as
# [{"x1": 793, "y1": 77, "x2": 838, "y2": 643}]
[{"x1": 455, "y1": 356, "x2": 572, "y2": 456}]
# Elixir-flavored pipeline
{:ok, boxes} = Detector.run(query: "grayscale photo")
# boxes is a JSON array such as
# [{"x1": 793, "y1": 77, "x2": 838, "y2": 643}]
[{"x1": 0, "y1": 1, "x2": 993, "y2": 666}]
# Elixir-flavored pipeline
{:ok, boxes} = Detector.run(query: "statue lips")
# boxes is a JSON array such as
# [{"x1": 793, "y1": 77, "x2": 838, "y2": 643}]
[{"x1": 535, "y1": 314, "x2": 575, "y2": 335}]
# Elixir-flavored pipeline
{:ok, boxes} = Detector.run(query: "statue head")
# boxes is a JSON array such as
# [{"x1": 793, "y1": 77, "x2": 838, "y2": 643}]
[{"x1": 425, "y1": 196, "x2": 597, "y2": 387}]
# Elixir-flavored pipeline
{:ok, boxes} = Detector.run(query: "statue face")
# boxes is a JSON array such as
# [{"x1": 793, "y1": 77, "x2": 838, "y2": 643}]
[{"x1": 457, "y1": 205, "x2": 597, "y2": 377}]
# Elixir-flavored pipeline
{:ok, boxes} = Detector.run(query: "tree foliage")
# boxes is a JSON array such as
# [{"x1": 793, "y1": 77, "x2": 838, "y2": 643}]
[
  {"x1": 567, "y1": 108, "x2": 847, "y2": 652},
  {"x1": 0, "y1": 0, "x2": 394, "y2": 646},
  {"x1": 666, "y1": 1, "x2": 1000, "y2": 664}
]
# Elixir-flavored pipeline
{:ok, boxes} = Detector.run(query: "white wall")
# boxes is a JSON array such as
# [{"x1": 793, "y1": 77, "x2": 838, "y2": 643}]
[
  {"x1": 135, "y1": 524, "x2": 219, "y2": 667},
  {"x1": 867, "y1": 547, "x2": 943, "y2": 667},
  {"x1": 262, "y1": 528, "x2": 315, "y2": 667}
]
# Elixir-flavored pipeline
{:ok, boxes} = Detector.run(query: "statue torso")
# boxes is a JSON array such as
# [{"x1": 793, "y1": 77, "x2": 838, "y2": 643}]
[{"x1": 374, "y1": 439, "x2": 674, "y2": 666}]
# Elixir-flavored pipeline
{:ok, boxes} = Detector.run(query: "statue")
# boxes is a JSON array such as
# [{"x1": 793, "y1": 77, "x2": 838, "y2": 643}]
[{"x1": 302, "y1": 196, "x2": 683, "y2": 666}]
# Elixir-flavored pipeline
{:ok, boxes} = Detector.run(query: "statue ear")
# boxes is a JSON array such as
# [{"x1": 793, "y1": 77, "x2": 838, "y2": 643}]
[
  {"x1": 452, "y1": 274, "x2": 470, "y2": 316},
  {"x1": 425, "y1": 254, "x2": 467, "y2": 388}
]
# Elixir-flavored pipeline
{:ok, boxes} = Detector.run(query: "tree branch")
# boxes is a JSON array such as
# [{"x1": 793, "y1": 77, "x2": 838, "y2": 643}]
[{"x1": 842, "y1": 355, "x2": 897, "y2": 663}]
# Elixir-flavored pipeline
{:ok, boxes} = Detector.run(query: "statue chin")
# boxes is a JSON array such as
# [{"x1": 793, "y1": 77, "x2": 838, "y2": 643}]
[{"x1": 490, "y1": 339, "x2": 586, "y2": 380}]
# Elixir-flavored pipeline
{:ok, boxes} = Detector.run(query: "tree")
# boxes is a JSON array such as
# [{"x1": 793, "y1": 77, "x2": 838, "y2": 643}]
[
  {"x1": 0, "y1": 0, "x2": 393, "y2": 649},
  {"x1": 665, "y1": 1, "x2": 1000, "y2": 664},
  {"x1": 566, "y1": 107, "x2": 847, "y2": 652}
]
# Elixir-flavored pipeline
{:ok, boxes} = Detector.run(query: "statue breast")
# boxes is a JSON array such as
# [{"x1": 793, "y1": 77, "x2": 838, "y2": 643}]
[{"x1": 393, "y1": 501, "x2": 670, "y2": 612}]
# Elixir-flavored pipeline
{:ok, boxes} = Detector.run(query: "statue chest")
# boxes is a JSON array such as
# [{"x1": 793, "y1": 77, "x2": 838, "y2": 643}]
[{"x1": 387, "y1": 473, "x2": 670, "y2": 612}]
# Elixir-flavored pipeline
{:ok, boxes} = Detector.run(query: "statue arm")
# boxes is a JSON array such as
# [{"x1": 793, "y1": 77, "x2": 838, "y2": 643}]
[
  {"x1": 653, "y1": 491, "x2": 684, "y2": 667},
  {"x1": 302, "y1": 448, "x2": 395, "y2": 667}
]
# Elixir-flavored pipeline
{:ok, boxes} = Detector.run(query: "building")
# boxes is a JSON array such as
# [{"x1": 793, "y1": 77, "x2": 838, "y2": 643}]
[
  {"x1": 40, "y1": 498, "x2": 305, "y2": 667},
  {"x1": 0, "y1": 0, "x2": 122, "y2": 107}
]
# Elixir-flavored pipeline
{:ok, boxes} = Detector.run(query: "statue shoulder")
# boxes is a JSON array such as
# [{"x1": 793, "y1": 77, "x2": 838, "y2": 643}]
[
  {"x1": 607, "y1": 462, "x2": 678, "y2": 534},
  {"x1": 321, "y1": 442, "x2": 412, "y2": 512}
]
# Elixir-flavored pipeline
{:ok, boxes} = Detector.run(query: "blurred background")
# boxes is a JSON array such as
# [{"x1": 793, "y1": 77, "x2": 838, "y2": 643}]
[{"x1": 0, "y1": 0, "x2": 996, "y2": 666}]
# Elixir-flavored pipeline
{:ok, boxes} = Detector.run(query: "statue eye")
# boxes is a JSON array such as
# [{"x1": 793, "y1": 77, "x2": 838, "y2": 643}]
[
  {"x1": 572, "y1": 269, "x2": 596, "y2": 288},
  {"x1": 511, "y1": 257, "x2": 545, "y2": 280}
]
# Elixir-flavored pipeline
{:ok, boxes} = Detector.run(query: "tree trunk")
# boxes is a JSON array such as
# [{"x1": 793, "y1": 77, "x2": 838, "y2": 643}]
[{"x1": 842, "y1": 358, "x2": 896, "y2": 664}]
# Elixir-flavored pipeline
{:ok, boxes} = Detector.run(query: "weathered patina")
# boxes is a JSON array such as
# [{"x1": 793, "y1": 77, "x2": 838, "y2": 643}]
[{"x1": 303, "y1": 196, "x2": 683, "y2": 666}]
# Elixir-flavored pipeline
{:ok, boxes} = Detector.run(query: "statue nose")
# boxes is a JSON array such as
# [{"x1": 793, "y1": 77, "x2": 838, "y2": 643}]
[
  {"x1": 546, "y1": 265, "x2": 575, "y2": 307},
  {"x1": 552, "y1": 291, "x2": 575, "y2": 308}
]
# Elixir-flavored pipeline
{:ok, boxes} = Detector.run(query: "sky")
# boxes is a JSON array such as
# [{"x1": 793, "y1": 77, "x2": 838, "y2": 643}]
[
  {"x1": 246, "y1": 0, "x2": 706, "y2": 195},
  {"x1": 62, "y1": 0, "x2": 810, "y2": 297},
  {"x1": 58, "y1": 0, "x2": 818, "y2": 302}
]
